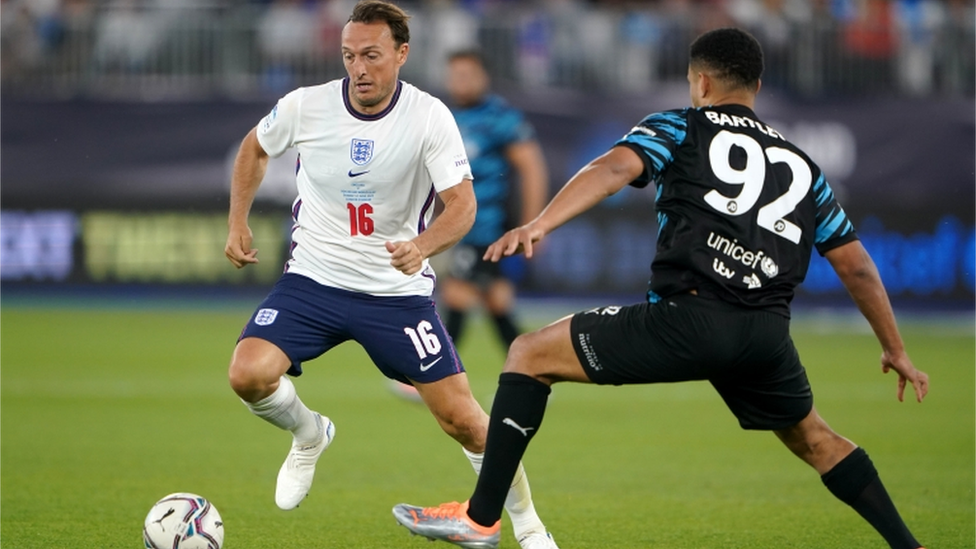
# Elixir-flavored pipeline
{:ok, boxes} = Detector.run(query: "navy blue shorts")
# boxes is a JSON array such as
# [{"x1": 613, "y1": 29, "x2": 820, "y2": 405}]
[{"x1": 239, "y1": 273, "x2": 465, "y2": 384}]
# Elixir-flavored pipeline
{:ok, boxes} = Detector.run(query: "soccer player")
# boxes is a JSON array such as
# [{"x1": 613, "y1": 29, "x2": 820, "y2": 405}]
[
  {"x1": 393, "y1": 28, "x2": 929, "y2": 549},
  {"x1": 224, "y1": 2, "x2": 557, "y2": 548},
  {"x1": 440, "y1": 49, "x2": 548, "y2": 350}
]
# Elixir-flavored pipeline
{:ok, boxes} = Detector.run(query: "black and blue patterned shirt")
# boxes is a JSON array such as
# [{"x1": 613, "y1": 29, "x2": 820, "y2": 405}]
[
  {"x1": 453, "y1": 94, "x2": 537, "y2": 246},
  {"x1": 615, "y1": 104, "x2": 857, "y2": 316}
]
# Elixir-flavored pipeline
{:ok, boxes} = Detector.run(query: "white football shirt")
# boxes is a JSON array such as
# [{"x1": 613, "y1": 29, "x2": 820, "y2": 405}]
[{"x1": 256, "y1": 78, "x2": 472, "y2": 297}]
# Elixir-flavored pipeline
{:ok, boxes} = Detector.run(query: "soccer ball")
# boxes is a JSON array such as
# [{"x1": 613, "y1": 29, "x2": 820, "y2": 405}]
[{"x1": 143, "y1": 492, "x2": 224, "y2": 549}]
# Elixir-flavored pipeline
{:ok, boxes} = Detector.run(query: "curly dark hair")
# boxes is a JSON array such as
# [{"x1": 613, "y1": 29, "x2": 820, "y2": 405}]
[
  {"x1": 348, "y1": 1, "x2": 411, "y2": 47},
  {"x1": 689, "y1": 28, "x2": 764, "y2": 91}
]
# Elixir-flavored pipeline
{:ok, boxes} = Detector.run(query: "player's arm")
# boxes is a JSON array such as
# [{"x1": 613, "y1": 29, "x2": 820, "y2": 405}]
[
  {"x1": 485, "y1": 145, "x2": 643, "y2": 261},
  {"x1": 225, "y1": 127, "x2": 269, "y2": 269},
  {"x1": 505, "y1": 139, "x2": 549, "y2": 225},
  {"x1": 824, "y1": 240, "x2": 929, "y2": 402},
  {"x1": 387, "y1": 179, "x2": 476, "y2": 276}
]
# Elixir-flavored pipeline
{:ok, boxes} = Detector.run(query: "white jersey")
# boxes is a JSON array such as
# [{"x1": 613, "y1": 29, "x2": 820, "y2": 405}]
[{"x1": 256, "y1": 78, "x2": 472, "y2": 297}]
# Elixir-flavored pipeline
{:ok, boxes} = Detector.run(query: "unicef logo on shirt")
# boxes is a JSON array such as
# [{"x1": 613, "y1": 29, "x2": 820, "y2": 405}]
[{"x1": 350, "y1": 138, "x2": 374, "y2": 165}]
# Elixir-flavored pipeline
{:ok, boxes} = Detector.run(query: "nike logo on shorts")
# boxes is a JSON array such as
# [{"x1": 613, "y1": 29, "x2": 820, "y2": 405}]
[{"x1": 419, "y1": 356, "x2": 443, "y2": 372}]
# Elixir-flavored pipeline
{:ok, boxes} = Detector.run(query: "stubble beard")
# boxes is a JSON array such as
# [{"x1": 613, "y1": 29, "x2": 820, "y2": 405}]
[{"x1": 352, "y1": 82, "x2": 394, "y2": 111}]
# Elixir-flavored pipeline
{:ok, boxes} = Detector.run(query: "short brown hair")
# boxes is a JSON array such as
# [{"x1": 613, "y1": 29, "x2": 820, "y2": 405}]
[
  {"x1": 348, "y1": 1, "x2": 411, "y2": 47},
  {"x1": 447, "y1": 48, "x2": 485, "y2": 66}
]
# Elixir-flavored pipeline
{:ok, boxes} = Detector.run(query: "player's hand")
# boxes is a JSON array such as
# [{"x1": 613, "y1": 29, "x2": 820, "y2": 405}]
[
  {"x1": 387, "y1": 240, "x2": 423, "y2": 275},
  {"x1": 483, "y1": 223, "x2": 546, "y2": 262},
  {"x1": 880, "y1": 349, "x2": 928, "y2": 403},
  {"x1": 225, "y1": 225, "x2": 259, "y2": 269}
]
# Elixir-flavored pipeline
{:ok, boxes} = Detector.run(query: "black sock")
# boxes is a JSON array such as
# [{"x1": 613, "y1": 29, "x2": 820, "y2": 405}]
[
  {"x1": 467, "y1": 372, "x2": 551, "y2": 527},
  {"x1": 491, "y1": 313, "x2": 520, "y2": 348},
  {"x1": 445, "y1": 308, "x2": 465, "y2": 344},
  {"x1": 821, "y1": 448, "x2": 921, "y2": 549}
]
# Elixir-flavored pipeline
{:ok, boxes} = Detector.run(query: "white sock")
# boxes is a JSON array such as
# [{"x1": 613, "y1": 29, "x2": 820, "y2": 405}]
[
  {"x1": 463, "y1": 448, "x2": 545, "y2": 539},
  {"x1": 244, "y1": 376, "x2": 319, "y2": 444}
]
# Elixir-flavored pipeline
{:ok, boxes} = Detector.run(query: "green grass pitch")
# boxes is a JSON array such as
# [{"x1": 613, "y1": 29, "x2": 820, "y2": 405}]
[{"x1": 1, "y1": 300, "x2": 973, "y2": 548}]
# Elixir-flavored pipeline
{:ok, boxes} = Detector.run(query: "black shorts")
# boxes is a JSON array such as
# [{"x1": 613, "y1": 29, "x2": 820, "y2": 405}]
[
  {"x1": 448, "y1": 244, "x2": 504, "y2": 287},
  {"x1": 570, "y1": 294, "x2": 812, "y2": 430}
]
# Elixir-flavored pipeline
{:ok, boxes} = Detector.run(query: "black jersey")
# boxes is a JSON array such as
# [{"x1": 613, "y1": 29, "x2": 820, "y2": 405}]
[{"x1": 615, "y1": 104, "x2": 858, "y2": 317}]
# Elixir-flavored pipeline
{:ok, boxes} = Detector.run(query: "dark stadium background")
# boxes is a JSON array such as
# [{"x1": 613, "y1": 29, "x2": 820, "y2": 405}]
[{"x1": 2, "y1": 0, "x2": 974, "y2": 310}]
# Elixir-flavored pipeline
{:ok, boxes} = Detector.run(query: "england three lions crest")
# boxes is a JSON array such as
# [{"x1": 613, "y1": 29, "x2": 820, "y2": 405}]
[{"x1": 350, "y1": 138, "x2": 374, "y2": 165}]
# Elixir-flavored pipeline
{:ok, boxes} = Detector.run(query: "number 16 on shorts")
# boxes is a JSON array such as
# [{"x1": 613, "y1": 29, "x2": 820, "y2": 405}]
[{"x1": 405, "y1": 321, "x2": 442, "y2": 364}]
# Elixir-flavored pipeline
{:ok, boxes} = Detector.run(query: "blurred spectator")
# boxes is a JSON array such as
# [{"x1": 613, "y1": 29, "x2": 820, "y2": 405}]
[
  {"x1": 655, "y1": 0, "x2": 715, "y2": 80},
  {"x1": 515, "y1": 0, "x2": 620, "y2": 90},
  {"x1": 30, "y1": 0, "x2": 67, "y2": 53},
  {"x1": 257, "y1": 0, "x2": 318, "y2": 90},
  {"x1": 789, "y1": 0, "x2": 836, "y2": 96},
  {"x1": 1, "y1": 1, "x2": 45, "y2": 79},
  {"x1": 1, "y1": 0, "x2": 972, "y2": 98},
  {"x1": 415, "y1": 0, "x2": 479, "y2": 87},
  {"x1": 841, "y1": 0, "x2": 897, "y2": 93},
  {"x1": 316, "y1": 0, "x2": 354, "y2": 54},
  {"x1": 63, "y1": 0, "x2": 95, "y2": 23},
  {"x1": 93, "y1": 0, "x2": 164, "y2": 72},
  {"x1": 894, "y1": 0, "x2": 945, "y2": 96},
  {"x1": 937, "y1": 0, "x2": 976, "y2": 95},
  {"x1": 517, "y1": 7, "x2": 551, "y2": 87},
  {"x1": 725, "y1": 0, "x2": 810, "y2": 90},
  {"x1": 615, "y1": 2, "x2": 663, "y2": 92}
]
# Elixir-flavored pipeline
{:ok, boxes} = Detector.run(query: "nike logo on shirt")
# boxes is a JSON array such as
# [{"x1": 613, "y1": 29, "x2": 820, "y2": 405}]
[{"x1": 348, "y1": 169, "x2": 370, "y2": 177}]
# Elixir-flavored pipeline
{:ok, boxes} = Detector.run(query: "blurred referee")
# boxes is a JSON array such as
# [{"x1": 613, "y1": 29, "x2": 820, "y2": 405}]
[{"x1": 394, "y1": 27, "x2": 929, "y2": 549}]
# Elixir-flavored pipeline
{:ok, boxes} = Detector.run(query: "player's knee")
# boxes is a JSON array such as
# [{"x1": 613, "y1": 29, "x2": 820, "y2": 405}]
[
  {"x1": 484, "y1": 288, "x2": 514, "y2": 314},
  {"x1": 778, "y1": 417, "x2": 850, "y2": 467},
  {"x1": 503, "y1": 333, "x2": 540, "y2": 374},
  {"x1": 227, "y1": 359, "x2": 254, "y2": 399},
  {"x1": 228, "y1": 357, "x2": 273, "y2": 402},
  {"x1": 228, "y1": 338, "x2": 290, "y2": 401}
]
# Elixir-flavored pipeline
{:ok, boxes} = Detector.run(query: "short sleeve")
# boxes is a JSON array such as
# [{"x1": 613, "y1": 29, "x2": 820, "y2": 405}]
[
  {"x1": 613, "y1": 109, "x2": 689, "y2": 189},
  {"x1": 811, "y1": 172, "x2": 859, "y2": 255},
  {"x1": 424, "y1": 100, "x2": 473, "y2": 192},
  {"x1": 256, "y1": 88, "x2": 303, "y2": 158}
]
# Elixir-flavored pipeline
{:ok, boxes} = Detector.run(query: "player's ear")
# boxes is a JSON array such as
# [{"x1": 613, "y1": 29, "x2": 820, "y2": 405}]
[
  {"x1": 689, "y1": 70, "x2": 708, "y2": 104},
  {"x1": 699, "y1": 72, "x2": 711, "y2": 100},
  {"x1": 397, "y1": 42, "x2": 409, "y2": 67}
]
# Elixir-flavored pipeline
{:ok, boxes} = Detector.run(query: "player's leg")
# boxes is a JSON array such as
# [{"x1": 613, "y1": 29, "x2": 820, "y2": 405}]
[
  {"x1": 412, "y1": 372, "x2": 488, "y2": 451},
  {"x1": 439, "y1": 276, "x2": 479, "y2": 344},
  {"x1": 442, "y1": 244, "x2": 485, "y2": 344},
  {"x1": 775, "y1": 409, "x2": 923, "y2": 549},
  {"x1": 710, "y1": 305, "x2": 921, "y2": 548},
  {"x1": 395, "y1": 302, "x2": 670, "y2": 548},
  {"x1": 229, "y1": 337, "x2": 316, "y2": 438},
  {"x1": 484, "y1": 277, "x2": 520, "y2": 348},
  {"x1": 360, "y1": 295, "x2": 556, "y2": 548},
  {"x1": 229, "y1": 337, "x2": 335, "y2": 510},
  {"x1": 230, "y1": 274, "x2": 345, "y2": 510},
  {"x1": 463, "y1": 315, "x2": 588, "y2": 528},
  {"x1": 411, "y1": 373, "x2": 551, "y2": 545},
  {"x1": 393, "y1": 316, "x2": 581, "y2": 548}
]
